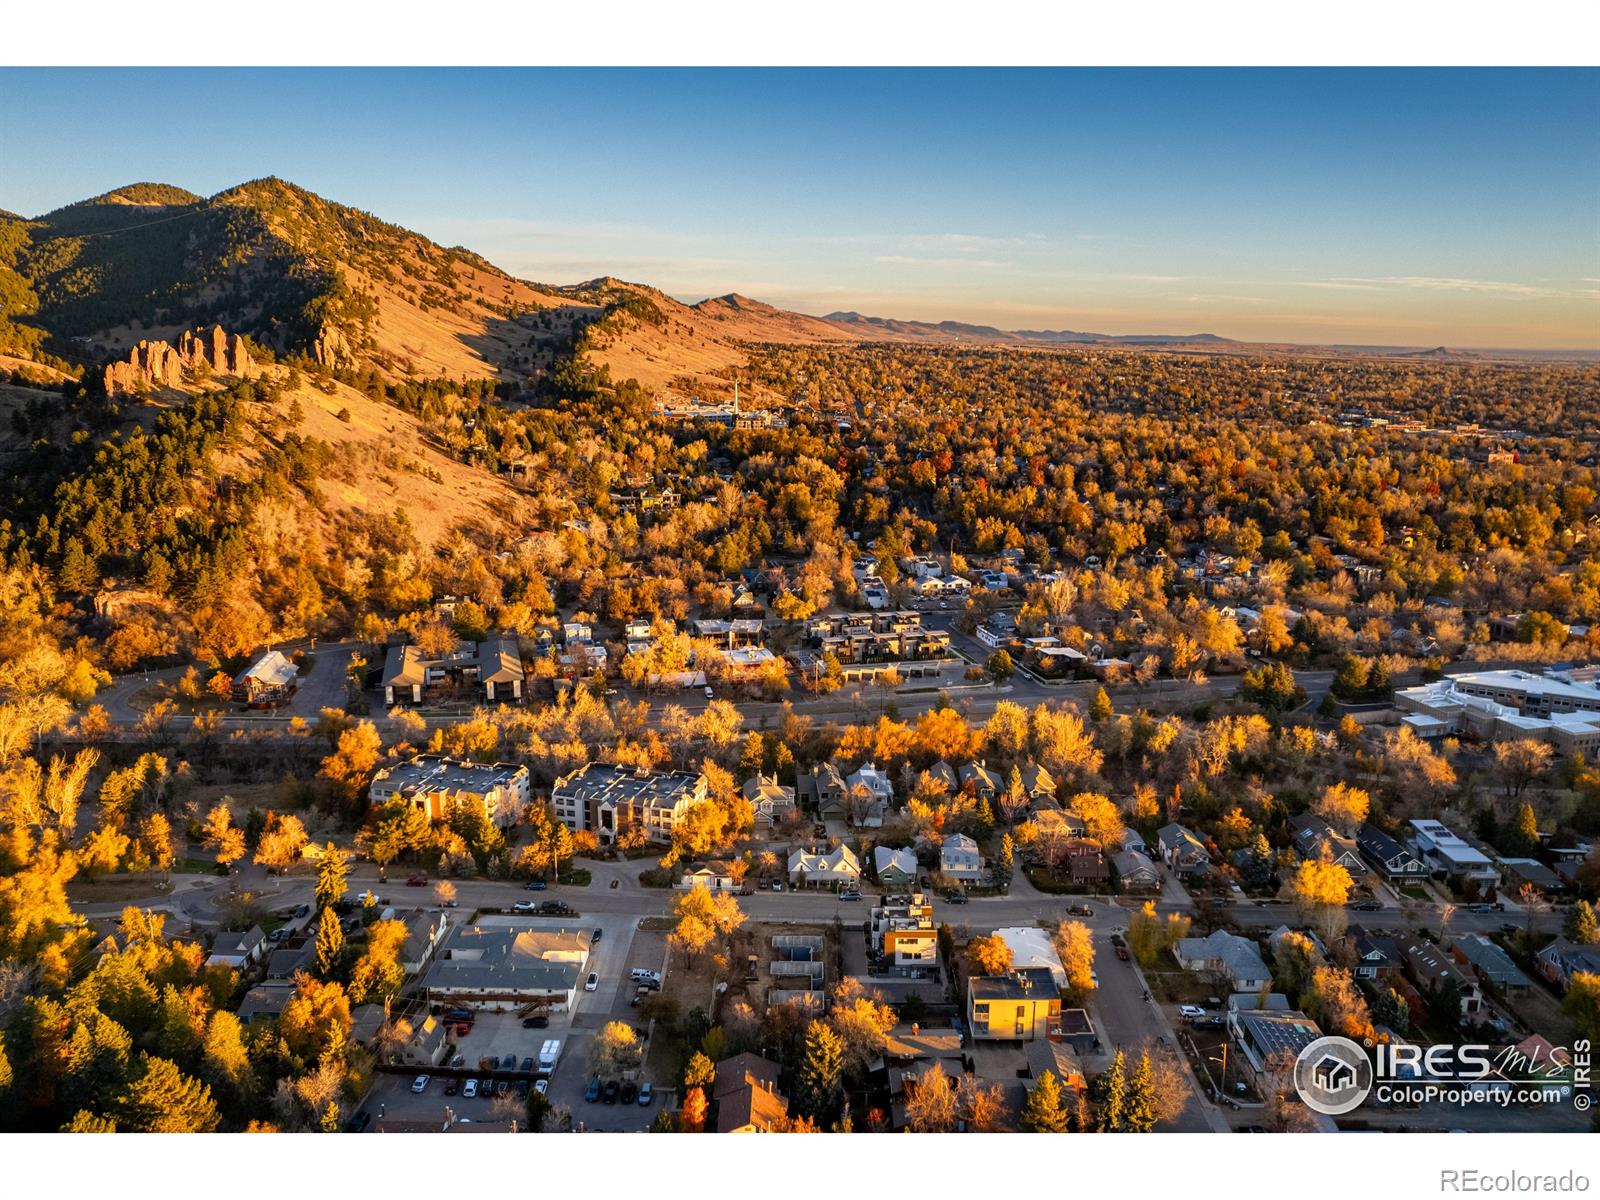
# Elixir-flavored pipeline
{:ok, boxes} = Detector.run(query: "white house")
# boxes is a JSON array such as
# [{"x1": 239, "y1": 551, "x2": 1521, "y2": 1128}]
[
  {"x1": 789, "y1": 845, "x2": 861, "y2": 890},
  {"x1": 206, "y1": 926, "x2": 267, "y2": 970},
  {"x1": 940, "y1": 833, "x2": 984, "y2": 881}
]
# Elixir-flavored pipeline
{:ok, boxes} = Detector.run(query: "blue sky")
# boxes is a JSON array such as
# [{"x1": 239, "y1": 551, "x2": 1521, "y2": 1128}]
[{"x1": 2, "y1": 68, "x2": 1596, "y2": 346}]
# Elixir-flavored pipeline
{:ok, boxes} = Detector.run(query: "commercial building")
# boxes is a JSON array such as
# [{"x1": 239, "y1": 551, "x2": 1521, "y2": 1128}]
[
  {"x1": 1395, "y1": 669, "x2": 1600, "y2": 757},
  {"x1": 421, "y1": 924, "x2": 591, "y2": 1011},
  {"x1": 369, "y1": 755, "x2": 531, "y2": 827}
]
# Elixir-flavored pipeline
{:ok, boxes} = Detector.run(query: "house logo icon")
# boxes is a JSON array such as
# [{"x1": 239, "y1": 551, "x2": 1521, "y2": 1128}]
[{"x1": 1293, "y1": 1036, "x2": 1374, "y2": 1116}]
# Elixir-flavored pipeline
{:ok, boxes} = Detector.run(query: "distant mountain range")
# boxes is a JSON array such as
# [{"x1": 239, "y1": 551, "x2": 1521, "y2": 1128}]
[{"x1": 821, "y1": 310, "x2": 1236, "y2": 347}]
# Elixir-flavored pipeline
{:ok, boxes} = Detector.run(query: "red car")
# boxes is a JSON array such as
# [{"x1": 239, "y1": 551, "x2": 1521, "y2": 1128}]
[{"x1": 405, "y1": 875, "x2": 428, "y2": 886}]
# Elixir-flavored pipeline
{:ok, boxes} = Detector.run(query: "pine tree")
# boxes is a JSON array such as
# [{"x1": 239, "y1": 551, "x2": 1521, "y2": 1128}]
[
  {"x1": 1564, "y1": 899, "x2": 1600, "y2": 945},
  {"x1": 1090, "y1": 686, "x2": 1113, "y2": 722},
  {"x1": 798, "y1": 1019, "x2": 845, "y2": 1120},
  {"x1": 1096, "y1": 1049, "x2": 1127, "y2": 1131},
  {"x1": 314, "y1": 905, "x2": 346, "y2": 978},
  {"x1": 1511, "y1": 802, "x2": 1540, "y2": 856},
  {"x1": 1020, "y1": 1069, "x2": 1069, "y2": 1132},
  {"x1": 116, "y1": 1054, "x2": 220, "y2": 1132},
  {"x1": 314, "y1": 845, "x2": 348, "y2": 910},
  {"x1": 1125, "y1": 1051, "x2": 1157, "y2": 1132}
]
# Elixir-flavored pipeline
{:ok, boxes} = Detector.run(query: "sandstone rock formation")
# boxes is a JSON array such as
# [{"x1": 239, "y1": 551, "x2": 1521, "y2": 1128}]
[{"x1": 102, "y1": 325, "x2": 256, "y2": 397}]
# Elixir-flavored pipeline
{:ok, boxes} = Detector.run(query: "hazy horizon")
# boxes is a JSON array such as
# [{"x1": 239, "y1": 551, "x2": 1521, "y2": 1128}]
[{"x1": 3, "y1": 67, "x2": 1596, "y2": 349}]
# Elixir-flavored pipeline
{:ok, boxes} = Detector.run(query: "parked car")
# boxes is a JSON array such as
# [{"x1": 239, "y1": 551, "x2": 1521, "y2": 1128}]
[
  {"x1": 1068, "y1": 904, "x2": 1094, "y2": 917},
  {"x1": 619, "y1": 1081, "x2": 638, "y2": 1104},
  {"x1": 602, "y1": 1080, "x2": 620, "y2": 1104},
  {"x1": 592, "y1": 928, "x2": 603, "y2": 943},
  {"x1": 442, "y1": 1007, "x2": 473, "y2": 1023},
  {"x1": 496, "y1": 1080, "x2": 511, "y2": 1097},
  {"x1": 410, "y1": 1075, "x2": 430, "y2": 1093},
  {"x1": 520, "y1": 1056, "x2": 535, "y2": 1074},
  {"x1": 533, "y1": 1079, "x2": 547, "y2": 1096},
  {"x1": 513, "y1": 900, "x2": 539, "y2": 913},
  {"x1": 293, "y1": 904, "x2": 311, "y2": 918},
  {"x1": 1179, "y1": 1004, "x2": 1206, "y2": 1020},
  {"x1": 487, "y1": 1055, "x2": 501, "y2": 1071},
  {"x1": 524, "y1": 880, "x2": 548, "y2": 891},
  {"x1": 1350, "y1": 900, "x2": 1383, "y2": 911},
  {"x1": 443, "y1": 1077, "x2": 459, "y2": 1096},
  {"x1": 1109, "y1": 933, "x2": 1127, "y2": 948},
  {"x1": 463, "y1": 1079, "x2": 478, "y2": 1098},
  {"x1": 586, "y1": 1077, "x2": 602, "y2": 1103},
  {"x1": 945, "y1": 891, "x2": 969, "y2": 905},
  {"x1": 515, "y1": 1080, "x2": 529, "y2": 1099},
  {"x1": 771, "y1": 881, "x2": 784, "y2": 891},
  {"x1": 585, "y1": 971, "x2": 600, "y2": 991},
  {"x1": 267, "y1": 927, "x2": 288, "y2": 942},
  {"x1": 522, "y1": 1014, "x2": 549, "y2": 1029},
  {"x1": 638, "y1": 1082, "x2": 653, "y2": 1106},
  {"x1": 704, "y1": 686, "x2": 715, "y2": 699},
  {"x1": 344, "y1": 1109, "x2": 372, "y2": 1131},
  {"x1": 405, "y1": 875, "x2": 427, "y2": 887},
  {"x1": 1115, "y1": 944, "x2": 1130, "y2": 961},
  {"x1": 839, "y1": 890, "x2": 862, "y2": 902}
]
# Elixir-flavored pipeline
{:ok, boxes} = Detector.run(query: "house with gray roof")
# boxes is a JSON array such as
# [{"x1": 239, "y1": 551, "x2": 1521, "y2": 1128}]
[
  {"x1": 381, "y1": 634, "x2": 526, "y2": 706},
  {"x1": 1175, "y1": 929, "x2": 1271, "y2": 992},
  {"x1": 1451, "y1": 934, "x2": 1532, "y2": 994},
  {"x1": 1157, "y1": 823, "x2": 1211, "y2": 876},
  {"x1": 421, "y1": 924, "x2": 590, "y2": 1011}
]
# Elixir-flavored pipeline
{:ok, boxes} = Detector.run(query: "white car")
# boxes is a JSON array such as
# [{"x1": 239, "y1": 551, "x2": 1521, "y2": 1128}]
[
  {"x1": 411, "y1": 1074, "x2": 430, "y2": 1093},
  {"x1": 535, "y1": 1079, "x2": 549, "y2": 1095},
  {"x1": 514, "y1": 900, "x2": 539, "y2": 913},
  {"x1": 462, "y1": 1079, "x2": 478, "y2": 1098},
  {"x1": 1179, "y1": 1004, "x2": 1207, "y2": 1020},
  {"x1": 585, "y1": 971, "x2": 600, "y2": 991},
  {"x1": 703, "y1": 686, "x2": 715, "y2": 699}
]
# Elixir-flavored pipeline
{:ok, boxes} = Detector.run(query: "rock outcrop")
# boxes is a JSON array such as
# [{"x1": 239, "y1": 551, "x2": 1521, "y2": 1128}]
[{"x1": 102, "y1": 324, "x2": 256, "y2": 397}]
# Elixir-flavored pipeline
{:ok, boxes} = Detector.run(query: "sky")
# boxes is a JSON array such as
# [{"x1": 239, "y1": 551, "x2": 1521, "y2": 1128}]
[{"x1": 1, "y1": 67, "x2": 1597, "y2": 348}]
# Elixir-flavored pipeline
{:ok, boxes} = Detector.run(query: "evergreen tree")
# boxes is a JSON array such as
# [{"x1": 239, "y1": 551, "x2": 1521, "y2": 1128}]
[
  {"x1": 1564, "y1": 899, "x2": 1600, "y2": 945},
  {"x1": 798, "y1": 1019, "x2": 845, "y2": 1121},
  {"x1": 1095, "y1": 1049, "x2": 1127, "y2": 1131},
  {"x1": 116, "y1": 1054, "x2": 220, "y2": 1132},
  {"x1": 1125, "y1": 1051, "x2": 1157, "y2": 1132},
  {"x1": 1090, "y1": 686, "x2": 1113, "y2": 722},
  {"x1": 314, "y1": 845, "x2": 349, "y2": 911},
  {"x1": 314, "y1": 905, "x2": 346, "y2": 979},
  {"x1": 1020, "y1": 1069, "x2": 1069, "y2": 1132},
  {"x1": 1510, "y1": 802, "x2": 1541, "y2": 856}
]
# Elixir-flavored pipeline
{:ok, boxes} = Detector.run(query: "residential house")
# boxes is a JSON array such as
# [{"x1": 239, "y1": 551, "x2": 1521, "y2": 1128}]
[
  {"x1": 552, "y1": 762, "x2": 710, "y2": 845},
  {"x1": 845, "y1": 761, "x2": 894, "y2": 827},
  {"x1": 1062, "y1": 838, "x2": 1109, "y2": 888},
  {"x1": 879, "y1": 1025, "x2": 967, "y2": 1129},
  {"x1": 1398, "y1": 934, "x2": 1484, "y2": 1018},
  {"x1": 1227, "y1": 1008, "x2": 1325, "y2": 1091},
  {"x1": 1452, "y1": 934, "x2": 1533, "y2": 994},
  {"x1": 967, "y1": 968, "x2": 1060, "y2": 1042},
  {"x1": 1157, "y1": 823, "x2": 1212, "y2": 876},
  {"x1": 1358, "y1": 824, "x2": 1430, "y2": 882},
  {"x1": 958, "y1": 760, "x2": 1002, "y2": 799},
  {"x1": 1498, "y1": 858, "x2": 1564, "y2": 897},
  {"x1": 1410, "y1": 819, "x2": 1500, "y2": 900},
  {"x1": 801, "y1": 762, "x2": 849, "y2": 821},
  {"x1": 940, "y1": 833, "x2": 984, "y2": 882},
  {"x1": 742, "y1": 773, "x2": 796, "y2": 830},
  {"x1": 401, "y1": 909, "x2": 450, "y2": 976},
  {"x1": 380, "y1": 635, "x2": 526, "y2": 706},
  {"x1": 789, "y1": 845, "x2": 861, "y2": 890},
  {"x1": 370, "y1": 755, "x2": 532, "y2": 828},
  {"x1": 1343, "y1": 926, "x2": 1402, "y2": 983},
  {"x1": 1535, "y1": 938, "x2": 1600, "y2": 992},
  {"x1": 1111, "y1": 850, "x2": 1162, "y2": 894},
  {"x1": 1018, "y1": 763, "x2": 1058, "y2": 808},
  {"x1": 1174, "y1": 930, "x2": 1272, "y2": 992},
  {"x1": 714, "y1": 1053, "x2": 789, "y2": 1133},
  {"x1": 995, "y1": 926, "x2": 1067, "y2": 989},
  {"x1": 206, "y1": 926, "x2": 266, "y2": 970},
  {"x1": 1024, "y1": 1038, "x2": 1087, "y2": 1096},
  {"x1": 232, "y1": 650, "x2": 297, "y2": 706},
  {"x1": 925, "y1": 759, "x2": 960, "y2": 794},
  {"x1": 1289, "y1": 813, "x2": 1367, "y2": 876},
  {"x1": 870, "y1": 892, "x2": 938, "y2": 969},
  {"x1": 874, "y1": 845, "x2": 919, "y2": 888},
  {"x1": 398, "y1": 1014, "x2": 450, "y2": 1068},
  {"x1": 235, "y1": 981, "x2": 296, "y2": 1024},
  {"x1": 679, "y1": 861, "x2": 740, "y2": 892}
]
